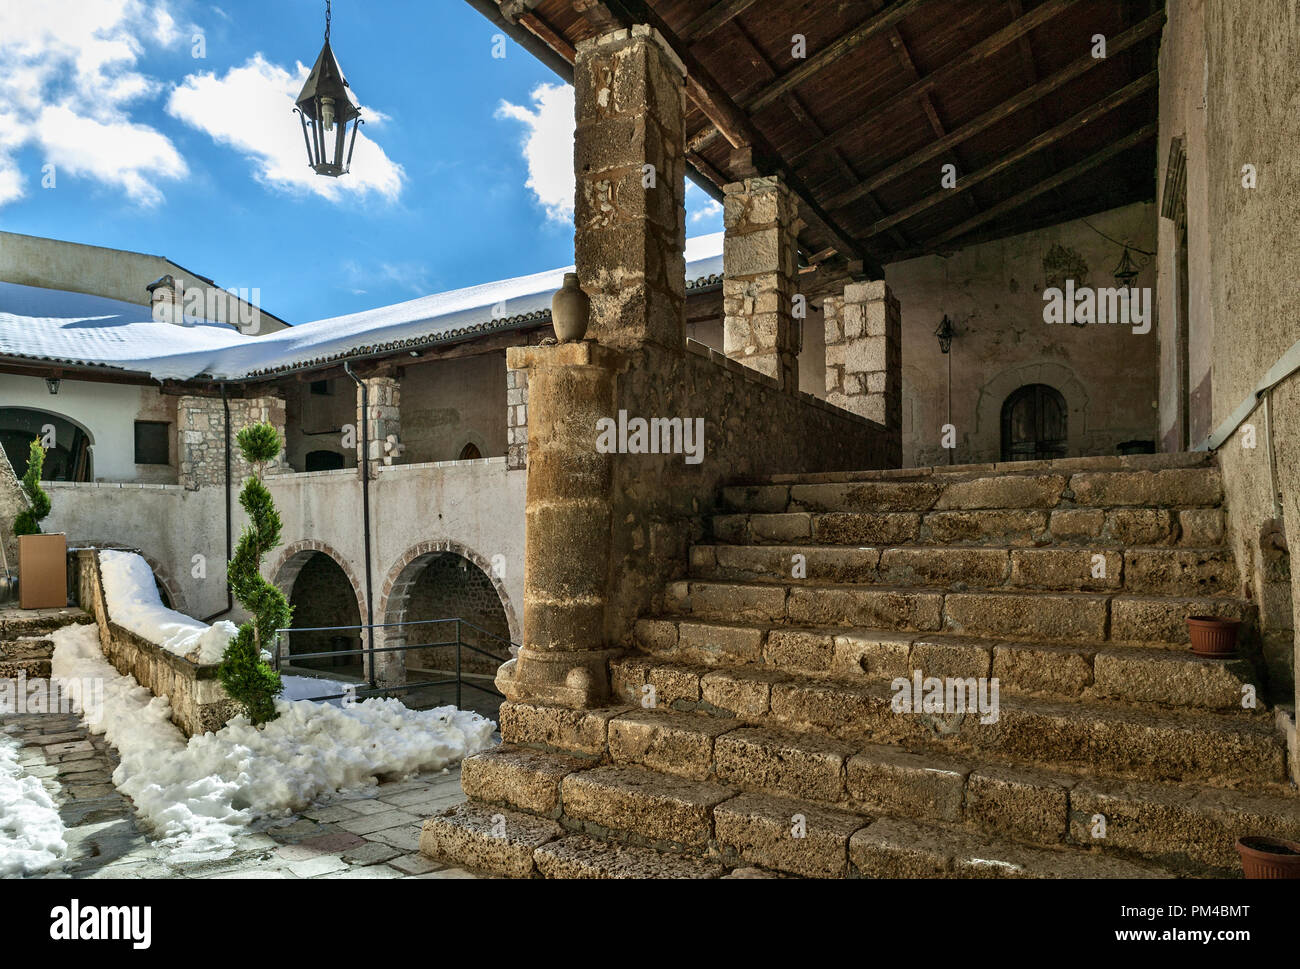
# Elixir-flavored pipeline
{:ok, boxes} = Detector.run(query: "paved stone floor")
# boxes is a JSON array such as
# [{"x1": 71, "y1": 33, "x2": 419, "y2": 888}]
[{"x1": 4, "y1": 709, "x2": 481, "y2": 879}]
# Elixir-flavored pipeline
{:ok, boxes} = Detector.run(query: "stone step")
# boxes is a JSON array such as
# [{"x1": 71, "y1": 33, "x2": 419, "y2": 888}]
[
  {"x1": 595, "y1": 661, "x2": 1289, "y2": 786},
  {"x1": 713, "y1": 506, "x2": 1225, "y2": 549},
  {"x1": 661, "y1": 579, "x2": 1253, "y2": 646},
  {"x1": 0, "y1": 658, "x2": 52, "y2": 678},
  {"x1": 0, "y1": 609, "x2": 92, "y2": 639},
  {"x1": 721, "y1": 467, "x2": 1224, "y2": 517},
  {"x1": 533, "y1": 834, "x2": 727, "y2": 878},
  {"x1": 733, "y1": 452, "x2": 1213, "y2": 487},
  {"x1": 418, "y1": 801, "x2": 564, "y2": 878},
  {"x1": 847, "y1": 815, "x2": 1170, "y2": 879},
  {"x1": 460, "y1": 721, "x2": 1294, "y2": 876},
  {"x1": 689, "y1": 544, "x2": 1237, "y2": 595},
  {"x1": 627, "y1": 622, "x2": 1264, "y2": 712}
]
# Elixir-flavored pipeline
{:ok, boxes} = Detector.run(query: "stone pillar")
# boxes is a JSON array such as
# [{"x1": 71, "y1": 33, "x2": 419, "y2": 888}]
[
  {"x1": 722, "y1": 175, "x2": 801, "y2": 391},
  {"x1": 498, "y1": 342, "x2": 625, "y2": 708},
  {"x1": 506, "y1": 366, "x2": 529, "y2": 470},
  {"x1": 574, "y1": 24, "x2": 687, "y2": 352},
  {"x1": 355, "y1": 376, "x2": 401, "y2": 478},
  {"x1": 178, "y1": 394, "x2": 286, "y2": 490},
  {"x1": 824, "y1": 280, "x2": 902, "y2": 463}
]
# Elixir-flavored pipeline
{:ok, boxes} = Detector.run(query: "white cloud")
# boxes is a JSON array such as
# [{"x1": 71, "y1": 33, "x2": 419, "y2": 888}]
[
  {"x1": 167, "y1": 54, "x2": 404, "y2": 203},
  {"x1": 690, "y1": 197, "x2": 723, "y2": 225},
  {"x1": 495, "y1": 83, "x2": 575, "y2": 223},
  {"x1": 0, "y1": 0, "x2": 192, "y2": 206}
]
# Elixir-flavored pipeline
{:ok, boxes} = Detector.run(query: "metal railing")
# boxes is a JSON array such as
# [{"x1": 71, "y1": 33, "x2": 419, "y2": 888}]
[{"x1": 272, "y1": 617, "x2": 514, "y2": 708}]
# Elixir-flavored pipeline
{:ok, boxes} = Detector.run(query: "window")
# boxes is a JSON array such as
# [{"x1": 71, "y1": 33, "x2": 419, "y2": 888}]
[
  {"x1": 305, "y1": 450, "x2": 347, "y2": 472},
  {"x1": 458, "y1": 442, "x2": 482, "y2": 461},
  {"x1": 310, "y1": 380, "x2": 332, "y2": 396},
  {"x1": 134, "y1": 421, "x2": 170, "y2": 465}
]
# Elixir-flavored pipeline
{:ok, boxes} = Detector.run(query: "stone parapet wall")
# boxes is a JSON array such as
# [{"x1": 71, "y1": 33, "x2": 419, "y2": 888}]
[{"x1": 75, "y1": 549, "x2": 237, "y2": 737}]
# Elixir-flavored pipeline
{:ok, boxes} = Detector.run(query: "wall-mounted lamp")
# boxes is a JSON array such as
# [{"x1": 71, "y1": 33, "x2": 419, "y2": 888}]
[
  {"x1": 935, "y1": 314, "x2": 955, "y2": 354},
  {"x1": 1113, "y1": 247, "x2": 1140, "y2": 287},
  {"x1": 45, "y1": 377, "x2": 61, "y2": 395}
]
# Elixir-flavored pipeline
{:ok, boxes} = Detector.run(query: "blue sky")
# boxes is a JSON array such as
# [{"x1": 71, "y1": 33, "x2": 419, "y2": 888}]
[{"x1": 0, "y1": 0, "x2": 723, "y2": 324}]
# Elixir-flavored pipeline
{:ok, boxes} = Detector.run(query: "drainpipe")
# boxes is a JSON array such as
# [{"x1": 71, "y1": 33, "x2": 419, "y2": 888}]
[
  {"x1": 200, "y1": 384, "x2": 234, "y2": 622},
  {"x1": 343, "y1": 361, "x2": 377, "y2": 689}
]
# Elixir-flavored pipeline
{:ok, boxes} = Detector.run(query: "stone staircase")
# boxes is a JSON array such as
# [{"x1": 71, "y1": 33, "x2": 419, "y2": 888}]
[
  {"x1": 0, "y1": 607, "x2": 94, "y2": 678},
  {"x1": 421, "y1": 453, "x2": 1299, "y2": 878}
]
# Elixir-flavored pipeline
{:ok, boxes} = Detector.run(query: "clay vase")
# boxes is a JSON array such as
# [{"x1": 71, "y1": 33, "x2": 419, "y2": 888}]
[
  {"x1": 1187, "y1": 616, "x2": 1241, "y2": 658},
  {"x1": 552, "y1": 273, "x2": 590, "y2": 343},
  {"x1": 1236, "y1": 837, "x2": 1300, "y2": 879}
]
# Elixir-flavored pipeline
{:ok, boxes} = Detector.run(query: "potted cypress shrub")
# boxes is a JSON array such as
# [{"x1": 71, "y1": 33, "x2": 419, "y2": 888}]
[
  {"x1": 218, "y1": 422, "x2": 290, "y2": 725},
  {"x1": 13, "y1": 439, "x2": 67, "y2": 609}
]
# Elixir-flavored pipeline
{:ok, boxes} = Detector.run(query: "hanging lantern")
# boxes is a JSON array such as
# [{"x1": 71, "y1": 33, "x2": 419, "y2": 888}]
[
  {"x1": 935, "y1": 314, "x2": 955, "y2": 354},
  {"x1": 1113, "y1": 246, "x2": 1140, "y2": 288},
  {"x1": 295, "y1": 1, "x2": 363, "y2": 178}
]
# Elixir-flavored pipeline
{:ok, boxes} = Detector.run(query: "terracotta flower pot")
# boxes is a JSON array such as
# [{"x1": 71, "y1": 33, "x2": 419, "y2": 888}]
[
  {"x1": 1187, "y1": 615, "x2": 1241, "y2": 658},
  {"x1": 1236, "y1": 836, "x2": 1300, "y2": 879}
]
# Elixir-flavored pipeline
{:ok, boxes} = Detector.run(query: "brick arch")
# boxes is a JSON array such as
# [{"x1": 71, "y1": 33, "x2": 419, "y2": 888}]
[
  {"x1": 269, "y1": 539, "x2": 366, "y2": 622},
  {"x1": 79, "y1": 540, "x2": 187, "y2": 615},
  {"x1": 378, "y1": 539, "x2": 520, "y2": 648}
]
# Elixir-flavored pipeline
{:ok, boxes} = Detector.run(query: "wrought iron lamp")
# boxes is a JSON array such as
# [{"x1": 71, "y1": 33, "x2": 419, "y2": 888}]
[
  {"x1": 935, "y1": 314, "x2": 955, "y2": 354},
  {"x1": 1113, "y1": 246, "x2": 1140, "y2": 287},
  {"x1": 45, "y1": 377, "x2": 61, "y2": 395},
  {"x1": 295, "y1": 1, "x2": 363, "y2": 178}
]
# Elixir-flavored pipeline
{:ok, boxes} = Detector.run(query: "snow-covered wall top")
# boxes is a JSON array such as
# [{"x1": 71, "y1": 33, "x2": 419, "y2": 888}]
[
  {"x1": 0, "y1": 233, "x2": 725, "y2": 383},
  {"x1": 98, "y1": 549, "x2": 235, "y2": 665}
]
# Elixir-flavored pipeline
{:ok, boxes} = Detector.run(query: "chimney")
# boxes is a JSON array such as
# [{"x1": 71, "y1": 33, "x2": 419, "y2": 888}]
[{"x1": 146, "y1": 274, "x2": 185, "y2": 326}]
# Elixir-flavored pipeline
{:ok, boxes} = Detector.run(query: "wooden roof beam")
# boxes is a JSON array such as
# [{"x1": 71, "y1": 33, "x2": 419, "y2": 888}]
[
  {"x1": 678, "y1": 0, "x2": 761, "y2": 42},
  {"x1": 689, "y1": 0, "x2": 932, "y2": 153},
  {"x1": 824, "y1": 10, "x2": 1165, "y2": 212},
  {"x1": 919, "y1": 121, "x2": 1158, "y2": 250},
  {"x1": 864, "y1": 71, "x2": 1157, "y2": 239},
  {"x1": 790, "y1": 0, "x2": 1081, "y2": 167}
]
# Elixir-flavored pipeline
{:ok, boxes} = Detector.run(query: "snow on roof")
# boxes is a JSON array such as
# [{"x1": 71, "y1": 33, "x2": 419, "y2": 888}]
[{"x1": 0, "y1": 233, "x2": 725, "y2": 382}]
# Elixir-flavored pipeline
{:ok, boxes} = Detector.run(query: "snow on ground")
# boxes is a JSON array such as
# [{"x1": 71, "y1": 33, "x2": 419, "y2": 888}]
[
  {"x1": 50, "y1": 624, "x2": 495, "y2": 862},
  {"x1": 0, "y1": 727, "x2": 68, "y2": 877},
  {"x1": 99, "y1": 549, "x2": 235, "y2": 664},
  {"x1": 281, "y1": 674, "x2": 352, "y2": 705}
]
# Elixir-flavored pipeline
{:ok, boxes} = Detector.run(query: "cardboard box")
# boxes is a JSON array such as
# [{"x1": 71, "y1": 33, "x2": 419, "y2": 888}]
[{"x1": 19, "y1": 533, "x2": 67, "y2": 609}]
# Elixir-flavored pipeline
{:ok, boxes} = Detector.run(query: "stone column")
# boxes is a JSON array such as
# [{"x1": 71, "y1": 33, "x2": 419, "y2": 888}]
[
  {"x1": 178, "y1": 394, "x2": 286, "y2": 490},
  {"x1": 723, "y1": 175, "x2": 801, "y2": 391},
  {"x1": 574, "y1": 24, "x2": 687, "y2": 352},
  {"x1": 498, "y1": 342, "x2": 625, "y2": 708},
  {"x1": 495, "y1": 25, "x2": 688, "y2": 709},
  {"x1": 506, "y1": 366, "x2": 528, "y2": 470},
  {"x1": 354, "y1": 376, "x2": 401, "y2": 478},
  {"x1": 824, "y1": 280, "x2": 902, "y2": 464}
]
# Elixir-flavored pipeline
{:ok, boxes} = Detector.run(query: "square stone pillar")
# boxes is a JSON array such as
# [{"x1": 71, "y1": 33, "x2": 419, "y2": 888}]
[
  {"x1": 723, "y1": 175, "x2": 801, "y2": 391},
  {"x1": 824, "y1": 280, "x2": 902, "y2": 462},
  {"x1": 574, "y1": 24, "x2": 687, "y2": 353},
  {"x1": 355, "y1": 376, "x2": 401, "y2": 478},
  {"x1": 506, "y1": 366, "x2": 528, "y2": 470},
  {"x1": 178, "y1": 394, "x2": 286, "y2": 490}
]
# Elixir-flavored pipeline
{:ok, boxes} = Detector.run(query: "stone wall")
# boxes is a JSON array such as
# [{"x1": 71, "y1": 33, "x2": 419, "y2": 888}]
[
  {"x1": 178, "y1": 394, "x2": 287, "y2": 490},
  {"x1": 403, "y1": 553, "x2": 512, "y2": 675},
  {"x1": 75, "y1": 549, "x2": 238, "y2": 737},
  {"x1": 0, "y1": 443, "x2": 24, "y2": 573},
  {"x1": 1192, "y1": 0, "x2": 1300, "y2": 722}
]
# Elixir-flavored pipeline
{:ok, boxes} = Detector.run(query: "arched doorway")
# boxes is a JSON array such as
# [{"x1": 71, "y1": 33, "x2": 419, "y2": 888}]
[
  {"x1": 282, "y1": 551, "x2": 364, "y2": 678},
  {"x1": 1001, "y1": 384, "x2": 1068, "y2": 462},
  {"x1": 0, "y1": 408, "x2": 93, "y2": 481}
]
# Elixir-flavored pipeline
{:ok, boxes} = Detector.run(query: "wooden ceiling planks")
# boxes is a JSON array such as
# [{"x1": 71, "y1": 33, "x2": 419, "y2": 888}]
[{"x1": 519, "y1": 0, "x2": 1162, "y2": 270}]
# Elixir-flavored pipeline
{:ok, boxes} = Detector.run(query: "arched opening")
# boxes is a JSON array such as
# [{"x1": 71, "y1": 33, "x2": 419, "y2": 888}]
[
  {"x1": 0, "y1": 408, "x2": 94, "y2": 481},
  {"x1": 382, "y1": 548, "x2": 512, "y2": 717},
  {"x1": 457, "y1": 441, "x2": 482, "y2": 461},
  {"x1": 1001, "y1": 384, "x2": 1068, "y2": 462},
  {"x1": 304, "y1": 449, "x2": 347, "y2": 472},
  {"x1": 283, "y1": 551, "x2": 364, "y2": 678}
]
